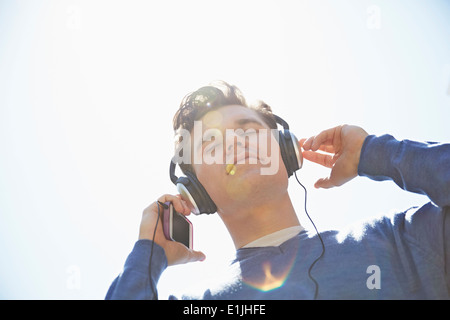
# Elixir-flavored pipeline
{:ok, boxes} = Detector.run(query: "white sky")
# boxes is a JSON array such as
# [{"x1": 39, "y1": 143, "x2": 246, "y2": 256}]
[{"x1": 0, "y1": 0, "x2": 449, "y2": 299}]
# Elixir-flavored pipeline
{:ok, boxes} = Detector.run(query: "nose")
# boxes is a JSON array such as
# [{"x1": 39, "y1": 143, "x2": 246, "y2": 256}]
[
  {"x1": 227, "y1": 139, "x2": 244, "y2": 152},
  {"x1": 225, "y1": 137, "x2": 247, "y2": 160},
  {"x1": 224, "y1": 135, "x2": 247, "y2": 165}
]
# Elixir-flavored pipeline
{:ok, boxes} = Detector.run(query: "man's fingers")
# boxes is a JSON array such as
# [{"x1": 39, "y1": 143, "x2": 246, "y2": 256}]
[
  {"x1": 302, "y1": 126, "x2": 342, "y2": 152},
  {"x1": 301, "y1": 138, "x2": 335, "y2": 154},
  {"x1": 303, "y1": 125, "x2": 366, "y2": 190},
  {"x1": 314, "y1": 177, "x2": 335, "y2": 189},
  {"x1": 302, "y1": 136, "x2": 314, "y2": 150},
  {"x1": 302, "y1": 150, "x2": 335, "y2": 168},
  {"x1": 299, "y1": 138, "x2": 306, "y2": 146},
  {"x1": 318, "y1": 144, "x2": 335, "y2": 154},
  {"x1": 303, "y1": 130, "x2": 331, "y2": 151},
  {"x1": 157, "y1": 194, "x2": 190, "y2": 216}
]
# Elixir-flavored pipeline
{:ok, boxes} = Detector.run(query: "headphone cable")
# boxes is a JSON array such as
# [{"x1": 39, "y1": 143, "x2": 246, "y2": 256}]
[
  {"x1": 148, "y1": 200, "x2": 167, "y2": 300},
  {"x1": 149, "y1": 176, "x2": 323, "y2": 299},
  {"x1": 294, "y1": 171, "x2": 325, "y2": 300}
]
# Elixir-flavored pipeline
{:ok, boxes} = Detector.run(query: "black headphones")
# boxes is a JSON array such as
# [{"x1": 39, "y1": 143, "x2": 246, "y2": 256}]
[{"x1": 169, "y1": 114, "x2": 302, "y2": 215}]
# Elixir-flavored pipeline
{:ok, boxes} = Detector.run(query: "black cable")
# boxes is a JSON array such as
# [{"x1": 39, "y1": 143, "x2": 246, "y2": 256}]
[
  {"x1": 294, "y1": 171, "x2": 325, "y2": 300},
  {"x1": 148, "y1": 200, "x2": 167, "y2": 300},
  {"x1": 149, "y1": 176, "x2": 324, "y2": 300}
]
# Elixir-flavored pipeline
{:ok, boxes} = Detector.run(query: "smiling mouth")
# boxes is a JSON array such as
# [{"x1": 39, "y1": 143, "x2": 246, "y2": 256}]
[
  {"x1": 229, "y1": 149, "x2": 260, "y2": 165},
  {"x1": 225, "y1": 150, "x2": 260, "y2": 176}
]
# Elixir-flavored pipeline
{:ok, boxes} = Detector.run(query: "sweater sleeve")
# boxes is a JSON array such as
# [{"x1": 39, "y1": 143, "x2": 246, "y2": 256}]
[
  {"x1": 358, "y1": 134, "x2": 450, "y2": 291},
  {"x1": 357, "y1": 134, "x2": 450, "y2": 209},
  {"x1": 105, "y1": 240, "x2": 168, "y2": 300}
]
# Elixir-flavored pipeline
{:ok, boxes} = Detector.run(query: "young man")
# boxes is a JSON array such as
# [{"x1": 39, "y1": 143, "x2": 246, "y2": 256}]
[{"x1": 106, "y1": 81, "x2": 450, "y2": 299}]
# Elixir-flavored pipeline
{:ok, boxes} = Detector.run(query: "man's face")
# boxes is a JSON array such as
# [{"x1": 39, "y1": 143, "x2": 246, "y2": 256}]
[{"x1": 190, "y1": 105, "x2": 288, "y2": 213}]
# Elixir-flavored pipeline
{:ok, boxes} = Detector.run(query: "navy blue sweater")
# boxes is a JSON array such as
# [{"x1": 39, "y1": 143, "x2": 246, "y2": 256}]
[{"x1": 106, "y1": 134, "x2": 450, "y2": 299}]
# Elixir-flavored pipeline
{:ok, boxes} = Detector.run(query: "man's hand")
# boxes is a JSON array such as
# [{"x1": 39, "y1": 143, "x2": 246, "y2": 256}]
[
  {"x1": 139, "y1": 194, "x2": 206, "y2": 266},
  {"x1": 301, "y1": 125, "x2": 369, "y2": 189}
]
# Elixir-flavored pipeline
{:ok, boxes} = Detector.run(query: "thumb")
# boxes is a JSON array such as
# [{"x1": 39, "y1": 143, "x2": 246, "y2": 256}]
[
  {"x1": 189, "y1": 250, "x2": 206, "y2": 263},
  {"x1": 168, "y1": 246, "x2": 206, "y2": 266},
  {"x1": 177, "y1": 249, "x2": 206, "y2": 265},
  {"x1": 314, "y1": 177, "x2": 335, "y2": 189}
]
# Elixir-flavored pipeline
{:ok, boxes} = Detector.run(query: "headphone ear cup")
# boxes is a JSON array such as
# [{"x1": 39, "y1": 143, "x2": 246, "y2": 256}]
[
  {"x1": 176, "y1": 172, "x2": 217, "y2": 215},
  {"x1": 278, "y1": 129, "x2": 302, "y2": 177}
]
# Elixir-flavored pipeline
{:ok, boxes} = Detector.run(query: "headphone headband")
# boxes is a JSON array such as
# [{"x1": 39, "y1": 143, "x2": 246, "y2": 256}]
[
  {"x1": 169, "y1": 160, "x2": 178, "y2": 184},
  {"x1": 273, "y1": 114, "x2": 290, "y2": 130}
]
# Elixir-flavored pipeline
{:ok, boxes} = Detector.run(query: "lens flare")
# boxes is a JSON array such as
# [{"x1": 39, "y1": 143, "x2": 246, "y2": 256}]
[
  {"x1": 242, "y1": 255, "x2": 297, "y2": 292},
  {"x1": 226, "y1": 163, "x2": 236, "y2": 175}
]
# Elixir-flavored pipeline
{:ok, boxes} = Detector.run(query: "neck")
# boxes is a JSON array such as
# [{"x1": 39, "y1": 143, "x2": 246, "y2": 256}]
[{"x1": 218, "y1": 192, "x2": 301, "y2": 249}]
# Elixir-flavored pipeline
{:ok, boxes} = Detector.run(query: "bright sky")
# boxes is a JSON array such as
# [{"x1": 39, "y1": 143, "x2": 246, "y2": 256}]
[{"x1": 0, "y1": 0, "x2": 449, "y2": 299}]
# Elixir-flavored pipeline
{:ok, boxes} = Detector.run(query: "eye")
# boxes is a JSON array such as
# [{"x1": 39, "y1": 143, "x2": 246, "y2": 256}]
[
  {"x1": 234, "y1": 127, "x2": 254, "y2": 135},
  {"x1": 244, "y1": 124, "x2": 264, "y2": 132},
  {"x1": 240, "y1": 128, "x2": 259, "y2": 139},
  {"x1": 204, "y1": 140, "x2": 223, "y2": 153}
]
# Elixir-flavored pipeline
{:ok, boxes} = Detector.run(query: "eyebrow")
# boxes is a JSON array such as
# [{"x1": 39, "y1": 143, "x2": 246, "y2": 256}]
[
  {"x1": 196, "y1": 117, "x2": 265, "y2": 150},
  {"x1": 234, "y1": 118, "x2": 265, "y2": 127}
]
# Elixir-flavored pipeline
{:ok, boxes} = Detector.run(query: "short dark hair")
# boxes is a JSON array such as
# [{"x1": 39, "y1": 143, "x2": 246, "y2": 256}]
[{"x1": 173, "y1": 81, "x2": 277, "y2": 173}]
